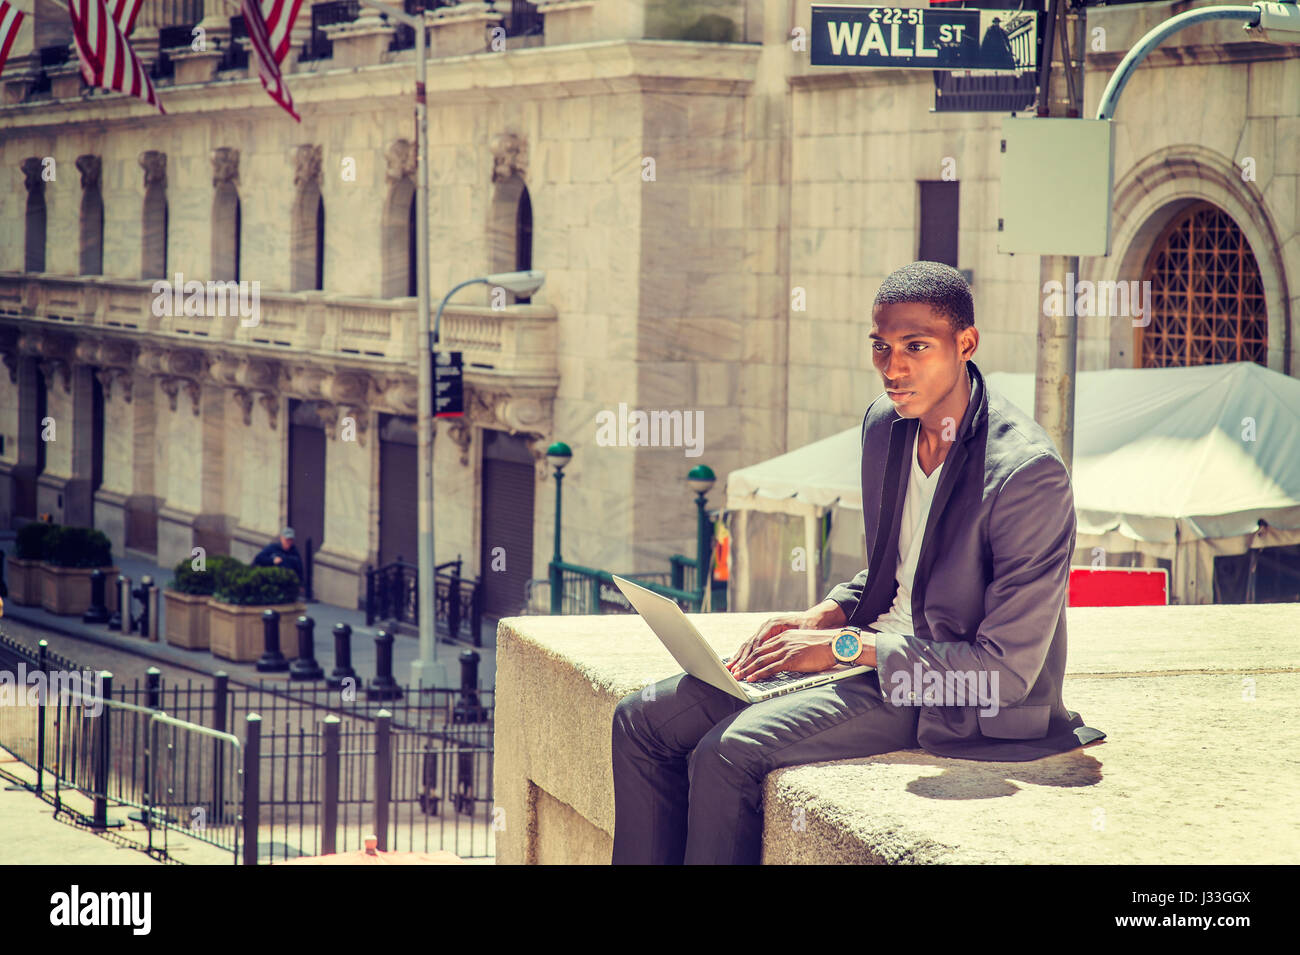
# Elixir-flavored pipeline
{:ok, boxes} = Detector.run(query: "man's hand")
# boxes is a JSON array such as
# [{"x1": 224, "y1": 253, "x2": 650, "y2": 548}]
[
  {"x1": 726, "y1": 612, "x2": 812, "y2": 679},
  {"x1": 273, "y1": 556, "x2": 282, "y2": 565},
  {"x1": 729, "y1": 629, "x2": 844, "y2": 682},
  {"x1": 726, "y1": 600, "x2": 848, "y2": 680}
]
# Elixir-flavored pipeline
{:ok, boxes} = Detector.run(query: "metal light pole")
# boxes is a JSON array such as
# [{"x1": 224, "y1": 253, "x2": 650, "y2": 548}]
[
  {"x1": 359, "y1": 0, "x2": 439, "y2": 689},
  {"x1": 546, "y1": 442, "x2": 571, "y2": 614},
  {"x1": 688, "y1": 465, "x2": 715, "y2": 607},
  {"x1": 409, "y1": 269, "x2": 545, "y2": 685}
]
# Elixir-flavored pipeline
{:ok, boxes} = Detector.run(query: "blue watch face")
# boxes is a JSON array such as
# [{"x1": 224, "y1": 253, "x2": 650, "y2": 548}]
[{"x1": 833, "y1": 633, "x2": 858, "y2": 659}]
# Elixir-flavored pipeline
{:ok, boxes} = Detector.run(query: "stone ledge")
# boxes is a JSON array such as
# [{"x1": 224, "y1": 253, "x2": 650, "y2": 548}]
[{"x1": 494, "y1": 602, "x2": 1300, "y2": 864}]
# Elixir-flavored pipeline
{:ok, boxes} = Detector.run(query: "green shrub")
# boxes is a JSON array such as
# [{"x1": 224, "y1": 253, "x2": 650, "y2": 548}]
[
  {"x1": 169, "y1": 553, "x2": 244, "y2": 596},
  {"x1": 45, "y1": 526, "x2": 112, "y2": 568},
  {"x1": 213, "y1": 565, "x2": 300, "y2": 606},
  {"x1": 15, "y1": 522, "x2": 59, "y2": 560}
]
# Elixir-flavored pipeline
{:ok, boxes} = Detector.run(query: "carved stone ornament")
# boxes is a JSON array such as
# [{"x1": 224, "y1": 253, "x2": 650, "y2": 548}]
[
  {"x1": 524, "y1": 434, "x2": 555, "y2": 483},
  {"x1": 386, "y1": 139, "x2": 417, "y2": 184},
  {"x1": 212, "y1": 147, "x2": 240, "y2": 188},
  {"x1": 491, "y1": 131, "x2": 527, "y2": 184},
  {"x1": 160, "y1": 377, "x2": 201, "y2": 415},
  {"x1": 36, "y1": 358, "x2": 71, "y2": 393},
  {"x1": 140, "y1": 150, "x2": 167, "y2": 188},
  {"x1": 95, "y1": 367, "x2": 133, "y2": 404},
  {"x1": 258, "y1": 392, "x2": 280, "y2": 430},
  {"x1": 314, "y1": 400, "x2": 340, "y2": 438},
  {"x1": 232, "y1": 388, "x2": 255, "y2": 426},
  {"x1": 21, "y1": 157, "x2": 46, "y2": 192},
  {"x1": 294, "y1": 144, "x2": 322, "y2": 190},
  {"x1": 75, "y1": 154, "x2": 101, "y2": 191},
  {"x1": 342, "y1": 406, "x2": 369, "y2": 447},
  {"x1": 446, "y1": 418, "x2": 473, "y2": 467}
]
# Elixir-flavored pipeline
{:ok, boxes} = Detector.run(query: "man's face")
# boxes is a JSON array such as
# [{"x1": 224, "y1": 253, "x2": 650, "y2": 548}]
[
  {"x1": 869, "y1": 302, "x2": 974, "y2": 419},
  {"x1": 279, "y1": 536, "x2": 293, "y2": 550}
]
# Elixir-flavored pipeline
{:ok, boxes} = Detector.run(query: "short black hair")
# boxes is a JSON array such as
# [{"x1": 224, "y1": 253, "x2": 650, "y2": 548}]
[{"x1": 873, "y1": 261, "x2": 974, "y2": 335}]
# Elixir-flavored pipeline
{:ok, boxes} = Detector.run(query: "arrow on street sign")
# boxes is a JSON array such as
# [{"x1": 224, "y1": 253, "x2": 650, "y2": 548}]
[{"x1": 811, "y1": 4, "x2": 1039, "y2": 71}]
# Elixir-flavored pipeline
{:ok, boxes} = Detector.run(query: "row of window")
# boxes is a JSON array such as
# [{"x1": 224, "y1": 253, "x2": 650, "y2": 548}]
[{"x1": 19, "y1": 151, "x2": 534, "y2": 302}]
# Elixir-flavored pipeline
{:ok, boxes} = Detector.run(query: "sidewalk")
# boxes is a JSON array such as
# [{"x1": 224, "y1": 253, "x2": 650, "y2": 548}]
[
  {"x1": 0, "y1": 755, "x2": 165, "y2": 865},
  {"x1": 0, "y1": 533, "x2": 497, "y2": 692}
]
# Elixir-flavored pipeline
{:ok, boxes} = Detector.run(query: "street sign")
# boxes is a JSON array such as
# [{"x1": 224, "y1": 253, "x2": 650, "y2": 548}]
[
  {"x1": 933, "y1": 69, "x2": 1038, "y2": 111},
  {"x1": 811, "y1": 4, "x2": 1039, "y2": 71},
  {"x1": 433, "y1": 350, "x2": 464, "y2": 418}
]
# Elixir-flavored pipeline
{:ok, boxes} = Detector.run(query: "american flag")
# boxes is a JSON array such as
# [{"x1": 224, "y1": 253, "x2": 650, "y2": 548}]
[
  {"x1": 0, "y1": 0, "x2": 26, "y2": 77},
  {"x1": 243, "y1": 0, "x2": 305, "y2": 122},
  {"x1": 67, "y1": 0, "x2": 165, "y2": 113}
]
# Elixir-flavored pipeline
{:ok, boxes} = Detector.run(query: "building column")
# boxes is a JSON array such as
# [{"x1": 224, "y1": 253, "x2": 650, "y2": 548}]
[
  {"x1": 312, "y1": 404, "x2": 378, "y2": 608},
  {"x1": 35, "y1": 361, "x2": 95, "y2": 527}
]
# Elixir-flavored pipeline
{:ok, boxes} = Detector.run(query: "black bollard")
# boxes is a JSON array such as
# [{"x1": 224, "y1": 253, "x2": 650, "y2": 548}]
[
  {"x1": 327, "y1": 623, "x2": 358, "y2": 690},
  {"x1": 289, "y1": 616, "x2": 325, "y2": 681},
  {"x1": 145, "y1": 667, "x2": 162, "y2": 710},
  {"x1": 453, "y1": 650, "x2": 487, "y2": 723},
  {"x1": 366, "y1": 629, "x2": 403, "y2": 701},
  {"x1": 83, "y1": 569, "x2": 110, "y2": 624},
  {"x1": 111, "y1": 574, "x2": 132, "y2": 633},
  {"x1": 255, "y1": 609, "x2": 288, "y2": 672}
]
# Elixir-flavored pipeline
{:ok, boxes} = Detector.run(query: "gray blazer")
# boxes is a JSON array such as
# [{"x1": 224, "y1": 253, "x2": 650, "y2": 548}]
[{"x1": 824, "y1": 359, "x2": 1106, "y2": 761}]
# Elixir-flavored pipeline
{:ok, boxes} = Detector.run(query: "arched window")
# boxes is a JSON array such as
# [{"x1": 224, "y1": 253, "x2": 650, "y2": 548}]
[
  {"x1": 488, "y1": 174, "x2": 533, "y2": 305},
  {"x1": 515, "y1": 185, "x2": 533, "y2": 304},
  {"x1": 80, "y1": 179, "x2": 104, "y2": 275},
  {"x1": 381, "y1": 177, "x2": 416, "y2": 298},
  {"x1": 1138, "y1": 201, "x2": 1268, "y2": 367},
  {"x1": 142, "y1": 185, "x2": 168, "y2": 279},
  {"x1": 23, "y1": 158, "x2": 46, "y2": 273},
  {"x1": 291, "y1": 182, "x2": 325, "y2": 291},
  {"x1": 212, "y1": 182, "x2": 241, "y2": 281}
]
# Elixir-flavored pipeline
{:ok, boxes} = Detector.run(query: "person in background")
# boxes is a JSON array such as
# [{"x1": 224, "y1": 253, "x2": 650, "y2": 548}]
[{"x1": 253, "y1": 526, "x2": 304, "y2": 582}]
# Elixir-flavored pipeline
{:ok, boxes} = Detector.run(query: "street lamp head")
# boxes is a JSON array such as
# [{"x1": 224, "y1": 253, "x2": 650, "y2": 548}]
[
  {"x1": 485, "y1": 270, "x2": 546, "y2": 297},
  {"x1": 546, "y1": 441, "x2": 572, "y2": 472},
  {"x1": 687, "y1": 464, "x2": 716, "y2": 495}
]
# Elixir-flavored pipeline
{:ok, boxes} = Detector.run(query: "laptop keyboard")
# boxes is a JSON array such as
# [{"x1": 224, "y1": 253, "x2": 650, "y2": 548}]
[{"x1": 719, "y1": 656, "x2": 807, "y2": 692}]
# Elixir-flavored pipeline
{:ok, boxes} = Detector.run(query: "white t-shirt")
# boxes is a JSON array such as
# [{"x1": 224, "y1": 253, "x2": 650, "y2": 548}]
[{"x1": 868, "y1": 430, "x2": 944, "y2": 638}]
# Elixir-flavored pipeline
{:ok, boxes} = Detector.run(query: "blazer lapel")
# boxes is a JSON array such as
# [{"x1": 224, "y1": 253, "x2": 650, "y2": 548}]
[
  {"x1": 910, "y1": 363, "x2": 986, "y2": 628},
  {"x1": 856, "y1": 414, "x2": 913, "y2": 622}
]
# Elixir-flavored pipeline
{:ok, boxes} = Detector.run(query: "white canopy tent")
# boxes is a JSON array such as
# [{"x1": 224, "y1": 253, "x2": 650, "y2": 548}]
[{"x1": 724, "y1": 362, "x2": 1300, "y2": 610}]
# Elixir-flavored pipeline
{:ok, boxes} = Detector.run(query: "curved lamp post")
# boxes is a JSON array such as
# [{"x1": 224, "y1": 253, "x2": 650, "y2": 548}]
[
  {"x1": 546, "y1": 441, "x2": 572, "y2": 614},
  {"x1": 411, "y1": 269, "x2": 546, "y2": 687}
]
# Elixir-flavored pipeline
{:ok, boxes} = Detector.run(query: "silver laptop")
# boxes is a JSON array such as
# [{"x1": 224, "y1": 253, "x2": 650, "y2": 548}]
[{"x1": 612, "y1": 575, "x2": 873, "y2": 704}]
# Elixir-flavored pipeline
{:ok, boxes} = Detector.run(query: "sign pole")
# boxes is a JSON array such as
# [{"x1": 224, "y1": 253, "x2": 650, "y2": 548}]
[{"x1": 1034, "y1": 0, "x2": 1085, "y2": 475}]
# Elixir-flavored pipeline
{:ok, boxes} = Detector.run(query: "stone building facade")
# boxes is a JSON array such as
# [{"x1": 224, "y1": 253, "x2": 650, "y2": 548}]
[{"x1": 1, "y1": 0, "x2": 1296, "y2": 615}]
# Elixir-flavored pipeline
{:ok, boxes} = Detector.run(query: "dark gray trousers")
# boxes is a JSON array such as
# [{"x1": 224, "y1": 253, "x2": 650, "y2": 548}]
[{"x1": 610, "y1": 667, "x2": 920, "y2": 864}]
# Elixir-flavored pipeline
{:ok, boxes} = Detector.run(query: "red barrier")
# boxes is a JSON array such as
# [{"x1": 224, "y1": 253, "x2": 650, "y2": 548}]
[{"x1": 1068, "y1": 567, "x2": 1168, "y2": 607}]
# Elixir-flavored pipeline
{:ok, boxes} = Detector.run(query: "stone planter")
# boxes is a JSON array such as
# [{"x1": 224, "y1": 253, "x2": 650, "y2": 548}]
[
  {"x1": 39, "y1": 563, "x2": 120, "y2": 616},
  {"x1": 164, "y1": 589, "x2": 211, "y2": 650},
  {"x1": 208, "y1": 600, "x2": 305, "y2": 663},
  {"x1": 5, "y1": 556, "x2": 44, "y2": 606}
]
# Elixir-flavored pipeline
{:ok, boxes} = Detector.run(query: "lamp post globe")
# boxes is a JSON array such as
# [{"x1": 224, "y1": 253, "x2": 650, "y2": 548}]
[
  {"x1": 687, "y1": 464, "x2": 716, "y2": 495},
  {"x1": 546, "y1": 441, "x2": 572, "y2": 473}
]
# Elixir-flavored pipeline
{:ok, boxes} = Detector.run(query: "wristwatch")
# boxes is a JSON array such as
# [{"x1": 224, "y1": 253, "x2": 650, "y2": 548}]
[{"x1": 830, "y1": 626, "x2": 865, "y2": 664}]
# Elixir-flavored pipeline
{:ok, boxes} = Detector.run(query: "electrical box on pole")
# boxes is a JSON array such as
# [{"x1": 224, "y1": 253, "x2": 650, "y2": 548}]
[{"x1": 997, "y1": 117, "x2": 1115, "y2": 256}]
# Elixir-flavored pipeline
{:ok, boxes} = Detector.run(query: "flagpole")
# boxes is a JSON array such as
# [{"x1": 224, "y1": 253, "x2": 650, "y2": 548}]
[{"x1": 359, "y1": 0, "x2": 444, "y2": 689}]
